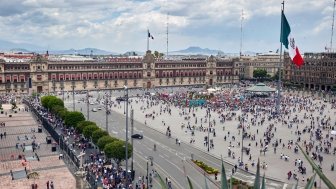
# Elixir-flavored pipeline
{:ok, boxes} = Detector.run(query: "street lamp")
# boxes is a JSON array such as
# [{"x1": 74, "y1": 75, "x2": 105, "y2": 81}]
[
  {"x1": 124, "y1": 89, "x2": 126, "y2": 114},
  {"x1": 72, "y1": 80, "x2": 75, "y2": 111},
  {"x1": 130, "y1": 109, "x2": 134, "y2": 173},
  {"x1": 146, "y1": 159, "x2": 149, "y2": 189},
  {"x1": 61, "y1": 80, "x2": 65, "y2": 102},
  {"x1": 124, "y1": 85, "x2": 129, "y2": 188},
  {"x1": 105, "y1": 91, "x2": 109, "y2": 132},
  {"x1": 208, "y1": 107, "x2": 211, "y2": 152},
  {"x1": 241, "y1": 114, "x2": 244, "y2": 163},
  {"x1": 86, "y1": 90, "x2": 90, "y2": 120}
]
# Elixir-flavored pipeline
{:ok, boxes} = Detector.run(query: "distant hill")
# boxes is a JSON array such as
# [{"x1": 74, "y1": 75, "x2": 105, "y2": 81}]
[
  {"x1": 170, "y1": 46, "x2": 224, "y2": 55},
  {"x1": 0, "y1": 40, "x2": 45, "y2": 52},
  {"x1": 48, "y1": 48, "x2": 117, "y2": 55},
  {"x1": 9, "y1": 48, "x2": 32, "y2": 53}
]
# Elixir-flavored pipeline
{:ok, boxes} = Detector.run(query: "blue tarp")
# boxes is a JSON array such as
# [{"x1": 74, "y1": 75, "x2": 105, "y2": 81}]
[{"x1": 188, "y1": 99, "x2": 206, "y2": 107}]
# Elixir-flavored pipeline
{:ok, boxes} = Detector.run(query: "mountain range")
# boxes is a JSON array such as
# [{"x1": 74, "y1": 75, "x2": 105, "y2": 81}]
[
  {"x1": 0, "y1": 39, "x2": 256, "y2": 56},
  {"x1": 170, "y1": 46, "x2": 224, "y2": 55}
]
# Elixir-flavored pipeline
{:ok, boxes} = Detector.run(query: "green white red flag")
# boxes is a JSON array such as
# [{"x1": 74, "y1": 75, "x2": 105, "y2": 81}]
[{"x1": 280, "y1": 11, "x2": 304, "y2": 67}]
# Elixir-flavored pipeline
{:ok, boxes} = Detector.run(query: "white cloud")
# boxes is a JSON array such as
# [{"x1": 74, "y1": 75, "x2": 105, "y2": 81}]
[{"x1": 0, "y1": 0, "x2": 333, "y2": 53}]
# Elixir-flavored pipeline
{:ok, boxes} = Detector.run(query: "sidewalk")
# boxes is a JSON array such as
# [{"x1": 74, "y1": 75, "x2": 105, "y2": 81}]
[{"x1": 0, "y1": 104, "x2": 76, "y2": 189}]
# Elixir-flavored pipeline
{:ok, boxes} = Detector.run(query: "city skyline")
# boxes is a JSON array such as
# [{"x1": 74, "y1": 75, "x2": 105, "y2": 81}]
[{"x1": 0, "y1": 0, "x2": 334, "y2": 53}]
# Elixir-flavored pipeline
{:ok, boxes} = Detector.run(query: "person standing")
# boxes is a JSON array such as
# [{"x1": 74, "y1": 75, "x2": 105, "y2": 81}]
[{"x1": 50, "y1": 181, "x2": 54, "y2": 189}]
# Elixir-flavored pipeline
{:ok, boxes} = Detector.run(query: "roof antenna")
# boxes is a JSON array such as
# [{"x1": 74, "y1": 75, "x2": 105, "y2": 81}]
[
  {"x1": 330, "y1": 0, "x2": 336, "y2": 52},
  {"x1": 166, "y1": 12, "x2": 169, "y2": 59},
  {"x1": 240, "y1": 9, "x2": 244, "y2": 58}
]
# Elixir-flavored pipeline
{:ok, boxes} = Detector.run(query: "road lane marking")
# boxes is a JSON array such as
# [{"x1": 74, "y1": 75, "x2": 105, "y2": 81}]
[{"x1": 133, "y1": 152, "x2": 184, "y2": 189}]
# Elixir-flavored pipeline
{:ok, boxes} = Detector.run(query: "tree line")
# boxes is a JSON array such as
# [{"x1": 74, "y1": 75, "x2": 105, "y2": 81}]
[{"x1": 41, "y1": 95, "x2": 132, "y2": 165}]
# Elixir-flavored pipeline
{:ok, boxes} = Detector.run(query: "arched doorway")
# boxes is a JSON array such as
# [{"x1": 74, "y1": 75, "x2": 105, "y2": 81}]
[{"x1": 147, "y1": 81, "x2": 151, "y2": 89}]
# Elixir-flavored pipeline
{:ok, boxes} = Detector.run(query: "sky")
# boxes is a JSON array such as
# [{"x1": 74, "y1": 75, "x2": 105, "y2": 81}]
[{"x1": 0, "y1": 0, "x2": 333, "y2": 53}]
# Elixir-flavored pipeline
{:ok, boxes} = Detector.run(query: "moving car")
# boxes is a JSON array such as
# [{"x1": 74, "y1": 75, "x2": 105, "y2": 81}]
[
  {"x1": 97, "y1": 107, "x2": 102, "y2": 110},
  {"x1": 92, "y1": 108, "x2": 97, "y2": 112},
  {"x1": 131, "y1": 134, "x2": 143, "y2": 139}
]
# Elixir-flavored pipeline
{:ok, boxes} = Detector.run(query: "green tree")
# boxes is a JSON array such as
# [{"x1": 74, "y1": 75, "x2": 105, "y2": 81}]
[
  {"x1": 41, "y1": 96, "x2": 55, "y2": 108},
  {"x1": 153, "y1": 51, "x2": 164, "y2": 58},
  {"x1": 83, "y1": 125, "x2": 100, "y2": 139},
  {"x1": 97, "y1": 136, "x2": 118, "y2": 150},
  {"x1": 58, "y1": 108, "x2": 68, "y2": 120},
  {"x1": 51, "y1": 105, "x2": 64, "y2": 115},
  {"x1": 64, "y1": 111, "x2": 85, "y2": 128},
  {"x1": 41, "y1": 96, "x2": 64, "y2": 110},
  {"x1": 76, "y1": 120, "x2": 96, "y2": 133},
  {"x1": 253, "y1": 69, "x2": 267, "y2": 79},
  {"x1": 92, "y1": 129, "x2": 109, "y2": 144},
  {"x1": 47, "y1": 98, "x2": 64, "y2": 109},
  {"x1": 104, "y1": 140, "x2": 132, "y2": 165}
]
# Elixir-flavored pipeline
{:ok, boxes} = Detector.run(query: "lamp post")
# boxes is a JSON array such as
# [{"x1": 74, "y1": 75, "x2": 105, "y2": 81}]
[
  {"x1": 131, "y1": 109, "x2": 134, "y2": 173},
  {"x1": 86, "y1": 90, "x2": 90, "y2": 120},
  {"x1": 208, "y1": 107, "x2": 211, "y2": 152},
  {"x1": 124, "y1": 89, "x2": 126, "y2": 114},
  {"x1": 72, "y1": 80, "x2": 75, "y2": 111},
  {"x1": 124, "y1": 85, "x2": 129, "y2": 188},
  {"x1": 52, "y1": 79, "x2": 56, "y2": 94},
  {"x1": 241, "y1": 114, "x2": 244, "y2": 163},
  {"x1": 61, "y1": 80, "x2": 65, "y2": 102},
  {"x1": 105, "y1": 91, "x2": 108, "y2": 132},
  {"x1": 146, "y1": 160, "x2": 149, "y2": 189}
]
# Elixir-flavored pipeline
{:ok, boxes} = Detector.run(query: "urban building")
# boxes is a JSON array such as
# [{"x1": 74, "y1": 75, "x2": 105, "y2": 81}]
[
  {"x1": 0, "y1": 51, "x2": 240, "y2": 94},
  {"x1": 283, "y1": 52, "x2": 336, "y2": 91},
  {"x1": 238, "y1": 53, "x2": 281, "y2": 79}
]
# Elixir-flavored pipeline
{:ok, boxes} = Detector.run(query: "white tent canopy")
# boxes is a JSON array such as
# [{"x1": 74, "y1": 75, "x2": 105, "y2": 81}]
[{"x1": 207, "y1": 88, "x2": 217, "y2": 92}]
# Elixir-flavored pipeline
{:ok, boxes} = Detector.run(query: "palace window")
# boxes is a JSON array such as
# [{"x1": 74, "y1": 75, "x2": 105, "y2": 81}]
[{"x1": 37, "y1": 75, "x2": 42, "y2": 81}]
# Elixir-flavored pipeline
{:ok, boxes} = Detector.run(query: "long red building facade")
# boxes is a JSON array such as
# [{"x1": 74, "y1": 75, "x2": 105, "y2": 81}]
[{"x1": 0, "y1": 51, "x2": 240, "y2": 94}]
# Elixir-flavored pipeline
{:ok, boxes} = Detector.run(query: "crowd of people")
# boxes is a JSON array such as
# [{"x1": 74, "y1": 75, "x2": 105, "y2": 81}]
[{"x1": 108, "y1": 84, "x2": 336, "y2": 186}]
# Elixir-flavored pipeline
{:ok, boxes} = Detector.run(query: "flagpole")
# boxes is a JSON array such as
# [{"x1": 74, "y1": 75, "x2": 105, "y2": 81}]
[
  {"x1": 147, "y1": 29, "x2": 149, "y2": 51},
  {"x1": 276, "y1": 1, "x2": 285, "y2": 115}
]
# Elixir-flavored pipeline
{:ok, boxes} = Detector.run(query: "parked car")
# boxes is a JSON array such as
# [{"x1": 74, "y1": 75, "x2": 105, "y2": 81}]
[
  {"x1": 92, "y1": 108, "x2": 97, "y2": 112},
  {"x1": 131, "y1": 134, "x2": 143, "y2": 139},
  {"x1": 116, "y1": 97, "x2": 127, "y2": 101}
]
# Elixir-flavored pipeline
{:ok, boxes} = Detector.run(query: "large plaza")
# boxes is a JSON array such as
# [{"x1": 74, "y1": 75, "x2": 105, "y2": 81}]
[{"x1": 63, "y1": 85, "x2": 336, "y2": 188}]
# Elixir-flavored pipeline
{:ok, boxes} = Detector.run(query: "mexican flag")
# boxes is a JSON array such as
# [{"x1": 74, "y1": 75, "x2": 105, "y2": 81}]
[{"x1": 280, "y1": 11, "x2": 304, "y2": 67}]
